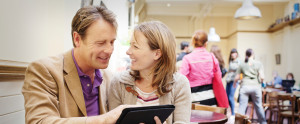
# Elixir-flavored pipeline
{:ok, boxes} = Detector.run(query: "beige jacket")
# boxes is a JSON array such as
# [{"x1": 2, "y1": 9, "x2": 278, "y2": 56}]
[
  {"x1": 108, "y1": 70, "x2": 191, "y2": 124},
  {"x1": 22, "y1": 50, "x2": 112, "y2": 124}
]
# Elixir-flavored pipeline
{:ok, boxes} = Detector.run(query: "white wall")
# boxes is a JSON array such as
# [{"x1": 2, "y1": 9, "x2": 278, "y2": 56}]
[
  {"x1": 251, "y1": 0, "x2": 300, "y2": 86},
  {"x1": 102, "y1": 0, "x2": 129, "y2": 72},
  {"x1": 271, "y1": 23, "x2": 300, "y2": 87},
  {"x1": 0, "y1": 0, "x2": 81, "y2": 63}
]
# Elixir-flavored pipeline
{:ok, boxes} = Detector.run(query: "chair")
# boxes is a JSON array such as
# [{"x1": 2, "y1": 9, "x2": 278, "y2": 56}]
[
  {"x1": 191, "y1": 103, "x2": 227, "y2": 114},
  {"x1": 262, "y1": 90, "x2": 269, "y2": 111},
  {"x1": 235, "y1": 113, "x2": 251, "y2": 124},
  {"x1": 277, "y1": 94, "x2": 298, "y2": 124},
  {"x1": 267, "y1": 91, "x2": 279, "y2": 124},
  {"x1": 296, "y1": 98, "x2": 300, "y2": 123}
]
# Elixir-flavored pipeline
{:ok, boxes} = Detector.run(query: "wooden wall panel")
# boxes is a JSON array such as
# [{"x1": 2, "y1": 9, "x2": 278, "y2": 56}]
[
  {"x1": 0, "y1": 60, "x2": 27, "y2": 123},
  {"x1": 0, "y1": 110, "x2": 25, "y2": 124},
  {"x1": 0, "y1": 80, "x2": 23, "y2": 97}
]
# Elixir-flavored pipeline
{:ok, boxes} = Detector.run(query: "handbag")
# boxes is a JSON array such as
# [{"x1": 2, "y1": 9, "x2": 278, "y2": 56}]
[
  {"x1": 221, "y1": 67, "x2": 227, "y2": 78},
  {"x1": 211, "y1": 54, "x2": 229, "y2": 108}
]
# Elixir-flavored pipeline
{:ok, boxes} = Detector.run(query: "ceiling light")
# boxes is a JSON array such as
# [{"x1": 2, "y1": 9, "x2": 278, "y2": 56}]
[
  {"x1": 234, "y1": 0, "x2": 262, "y2": 20},
  {"x1": 167, "y1": 3, "x2": 171, "y2": 7},
  {"x1": 208, "y1": 27, "x2": 220, "y2": 42}
]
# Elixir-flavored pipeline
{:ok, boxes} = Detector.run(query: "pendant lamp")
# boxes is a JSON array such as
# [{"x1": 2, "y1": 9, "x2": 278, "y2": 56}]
[
  {"x1": 208, "y1": 27, "x2": 220, "y2": 42},
  {"x1": 234, "y1": 0, "x2": 262, "y2": 20}
]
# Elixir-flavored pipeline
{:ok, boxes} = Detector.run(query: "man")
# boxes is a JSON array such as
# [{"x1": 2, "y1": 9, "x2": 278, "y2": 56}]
[
  {"x1": 268, "y1": 71, "x2": 282, "y2": 87},
  {"x1": 176, "y1": 41, "x2": 189, "y2": 70},
  {"x1": 176, "y1": 41, "x2": 189, "y2": 62},
  {"x1": 22, "y1": 6, "x2": 162, "y2": 124}
]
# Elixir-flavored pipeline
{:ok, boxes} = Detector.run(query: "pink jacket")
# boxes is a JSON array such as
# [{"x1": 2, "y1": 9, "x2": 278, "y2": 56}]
[{"x1": 180, "y1": 47, "x2": 219, "y2": 87}]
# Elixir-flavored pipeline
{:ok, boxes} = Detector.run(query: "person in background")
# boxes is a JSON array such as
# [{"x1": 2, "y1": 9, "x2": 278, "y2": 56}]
[
  {"x1": 108, "y1": 21, "x2": 191, "y2": 124},
  {"x1": 176, "y1": 41, "x2": 190, "y2": 70},
  {"x1": 268, "y1": 71, "x2": 282, "y2": 87},
  {"x1": 210, "y1": 45, "x2": 227, "y2": 78},
  {"x1": 176, "y1": 41, "x2": 190, "y2": 61},
  {"x1": 225, "y1": 48, "x2": 240, "y2": 116},
  {"x1": 22, "y1": 6, "x2": 134, "y2": 124},
  {"x1": 286, "y1": 72, "x2": 295, "y2": 80},
  {"x1": 180, "y1": 30, "x2": 228, "y2": 107},
  {"x1": 234, "y1": 48, "x2": 267, "y2": 124}
]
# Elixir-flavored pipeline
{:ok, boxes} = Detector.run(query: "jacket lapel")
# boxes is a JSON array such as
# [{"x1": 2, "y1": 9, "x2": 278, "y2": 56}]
[
  {"x1": 63, "y1": 50, "x2": 87, "y2": 116},
  {"x1": 99, "y1": 70, "x2": 106, "y2": 114}
]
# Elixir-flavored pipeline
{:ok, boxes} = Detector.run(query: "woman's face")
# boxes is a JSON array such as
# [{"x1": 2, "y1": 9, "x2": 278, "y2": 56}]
[
  {"x1": 126, "y1": 31, "x2": 160, "y2": 72},
  {"x1": 231, "y1": 52, "x2": 238, "y2": 60},
  {"x1": 287, "y1": 75, "x2": 293, "y2": 80}
]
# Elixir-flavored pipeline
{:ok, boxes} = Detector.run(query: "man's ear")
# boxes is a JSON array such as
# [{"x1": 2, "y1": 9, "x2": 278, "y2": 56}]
[
  {"x1": 154, "y1": 49, "x2": 162, "y2": 60},
  {"x1": 73, "y1": 32, "x2": 81, "y2": 47}
]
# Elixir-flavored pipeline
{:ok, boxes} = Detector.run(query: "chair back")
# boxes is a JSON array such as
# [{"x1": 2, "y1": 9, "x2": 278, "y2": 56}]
[
  {"x1": 277, "y1": 94, "x2": 296, "y2": 112},
  {"x1": 235, "y1": 113, "x2": 251, "y2": 124},
  {"x1": 192, "y1": 103, "x2": 227, "y2": 115},
  {"x1": 277, "y1": 94, "x2": 297, "y2": 124},
  {"x1": 298, "y1": 98, "x2": 300, "y2": 113},
  {"x1": 268, "y1": 91, "x2": 278, "y2": 109}
]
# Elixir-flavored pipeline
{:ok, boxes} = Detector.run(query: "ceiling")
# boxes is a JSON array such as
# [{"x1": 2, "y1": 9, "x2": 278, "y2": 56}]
[{"x1": 144, "y1": 0, "x2": 289, "y2": 17}]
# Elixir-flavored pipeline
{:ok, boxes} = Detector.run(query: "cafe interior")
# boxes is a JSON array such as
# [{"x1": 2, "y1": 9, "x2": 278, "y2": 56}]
[{"x1": 1, "y1": 0, "x2": 300, "y2": 123}]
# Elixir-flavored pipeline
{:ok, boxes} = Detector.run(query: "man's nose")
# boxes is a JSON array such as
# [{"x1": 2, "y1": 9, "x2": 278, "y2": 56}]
[{"x1": 104, "y1": 43, "x2": 114, "y2": 54}]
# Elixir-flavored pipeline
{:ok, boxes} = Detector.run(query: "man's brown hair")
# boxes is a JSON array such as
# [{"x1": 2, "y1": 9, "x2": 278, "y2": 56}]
[{"x1": 71, "y1": 6, "x2": 117, "y2": 47}]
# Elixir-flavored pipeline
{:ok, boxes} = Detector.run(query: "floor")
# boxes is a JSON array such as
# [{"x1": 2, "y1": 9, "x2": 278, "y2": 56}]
[{"x1": 225, "y1": 102, "x2": 295, "y2": 124}]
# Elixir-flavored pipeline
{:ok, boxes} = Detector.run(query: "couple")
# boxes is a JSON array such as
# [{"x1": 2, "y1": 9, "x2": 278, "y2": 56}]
[{"x1": 22, "y1": 6, "x2": 191, "y2": 124}]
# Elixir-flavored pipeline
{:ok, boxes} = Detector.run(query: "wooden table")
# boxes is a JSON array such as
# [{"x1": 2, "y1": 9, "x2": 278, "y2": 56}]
[{"x1": 190, "y1": 110, "x2": 228, "y2": 124}]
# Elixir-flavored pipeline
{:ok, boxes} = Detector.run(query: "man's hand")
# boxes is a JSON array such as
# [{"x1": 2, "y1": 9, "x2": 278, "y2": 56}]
[{"x1": 86, "y1": 105, "x2": 136, "y2": 124}]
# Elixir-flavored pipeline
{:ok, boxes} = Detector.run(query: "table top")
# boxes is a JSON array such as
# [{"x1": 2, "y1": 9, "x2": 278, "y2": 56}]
[
  {"x1": 263, "y1": 87, "x2": 282, "y2": 92},
  {"x1": 190, "y1": 110, "x2": 228, "y2": 124}
]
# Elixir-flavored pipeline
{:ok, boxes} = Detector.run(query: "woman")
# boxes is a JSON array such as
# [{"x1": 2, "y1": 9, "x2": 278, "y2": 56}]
[
  {"x1": 180, "y1": 30, "x2": 228, "y2": 107},
  {"x1": 210, "y1": 45, "x2": 227, "y2": 78},
  {"x1": 225, "y1": 48, "x2": 240, "y2": 116},
  {"x1": 286, "y1": 72, "x2": 295, "y2": 80},
  {"x1": 234, "y1": 48, "x2": 267, "y2": 124},
  {"x1": 108, "y1": 21, "x2": 191, "y2": 124}
]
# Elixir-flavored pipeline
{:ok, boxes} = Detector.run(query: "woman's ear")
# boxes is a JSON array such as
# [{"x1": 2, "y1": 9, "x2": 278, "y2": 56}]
[
  {"x1": 154, "y1": 49, "x2": 162, "y2": 60},
  {"x1": 204, "y1": 42, "x2": 208, "y2": 48}
]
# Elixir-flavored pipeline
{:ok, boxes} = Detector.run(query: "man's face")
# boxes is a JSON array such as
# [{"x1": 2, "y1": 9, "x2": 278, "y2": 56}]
[{"x1": 75, "y1": 19, "x2": 116, "y2": 70}]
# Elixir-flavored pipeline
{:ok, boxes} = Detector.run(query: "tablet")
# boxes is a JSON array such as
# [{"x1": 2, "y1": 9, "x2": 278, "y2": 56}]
[{"x1": 116, "y1": 104, "x2": 175, "y2": 124}]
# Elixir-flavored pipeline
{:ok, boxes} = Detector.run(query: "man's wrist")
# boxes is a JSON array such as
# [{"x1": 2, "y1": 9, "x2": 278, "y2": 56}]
[{"x1": 86, "y1": 116, "x2": 104, "y2": 124}]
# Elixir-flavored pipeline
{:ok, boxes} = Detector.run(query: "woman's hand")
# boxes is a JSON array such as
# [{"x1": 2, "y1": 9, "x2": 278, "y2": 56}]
[{"x1": 139, "y1": 116, "x2": 164, "y2": 124}]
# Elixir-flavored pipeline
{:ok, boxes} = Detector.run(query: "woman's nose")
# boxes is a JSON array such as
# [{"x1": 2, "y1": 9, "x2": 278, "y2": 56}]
[{"x1": 126, "y1": 48, "x2": 131, "y2": 55}]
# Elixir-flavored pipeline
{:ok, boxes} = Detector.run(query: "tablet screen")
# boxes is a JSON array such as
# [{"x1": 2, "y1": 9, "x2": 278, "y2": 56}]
[{"x1": 116, "y1": 104, "x2": 175, "y2": 124}]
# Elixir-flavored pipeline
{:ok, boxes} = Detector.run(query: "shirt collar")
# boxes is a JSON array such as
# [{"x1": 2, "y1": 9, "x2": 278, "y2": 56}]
[
  {"x1": 72, "y1": 49, "x2": 85, "y2": 77},
  {"x1": 71, "y1": 49, "x2": 102, "y2": 80}
]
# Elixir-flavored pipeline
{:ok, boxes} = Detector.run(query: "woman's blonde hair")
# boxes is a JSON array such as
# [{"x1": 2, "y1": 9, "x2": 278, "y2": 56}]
[
  {"x1": 130, "y1": 21, "x2": 176, "y2": 96},
  {"x1": 192, "y1": 30, "x2": 207, "y2": 48}
]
